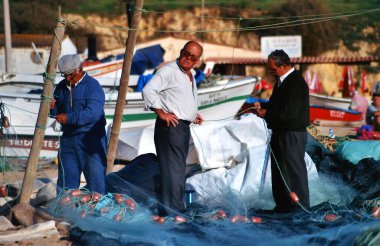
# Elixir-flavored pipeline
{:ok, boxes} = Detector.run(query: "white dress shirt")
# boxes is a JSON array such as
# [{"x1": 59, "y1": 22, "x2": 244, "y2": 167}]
[{"x1": 142, "y1": 61, "x2": 198, "y2": 122}]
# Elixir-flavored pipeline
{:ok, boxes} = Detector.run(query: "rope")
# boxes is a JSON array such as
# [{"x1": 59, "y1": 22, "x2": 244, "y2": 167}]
[{"x1": 66, "y1": 7, "x2": 380, "y2": 34}]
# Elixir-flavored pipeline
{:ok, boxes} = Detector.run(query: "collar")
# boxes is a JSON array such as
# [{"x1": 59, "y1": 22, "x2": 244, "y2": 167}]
[
  {"x1": 176, "y1": 60, "x2": 186, "y2": 74},
  {"x1": 279, "y1": 67, "x2": 295, "y2": 83}
]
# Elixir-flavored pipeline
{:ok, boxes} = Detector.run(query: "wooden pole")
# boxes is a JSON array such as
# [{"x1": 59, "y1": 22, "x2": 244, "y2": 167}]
[
  {"x1": 19, "y1": 19, "x2": 66, "y2": 204},
  {"x1": 106, "y1": 0, "x2": 144, "y2": 173},
  {"x1": 3, "y1": 0, "x2": 12, "y2": 73}
]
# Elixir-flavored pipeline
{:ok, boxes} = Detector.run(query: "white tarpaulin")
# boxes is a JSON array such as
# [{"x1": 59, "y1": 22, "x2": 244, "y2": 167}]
[
  {"x1": 186, "y1": 114, "x2": 319, "y2": 210},
  {"x1": 116, "y1": 114, "x2": 319, "y2": 210}
]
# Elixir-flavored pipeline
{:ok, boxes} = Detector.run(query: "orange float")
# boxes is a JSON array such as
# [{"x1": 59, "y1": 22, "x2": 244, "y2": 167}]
[
  {"x1": 59, "y1": 196, "x2": 71, "y2": 205},
  {"x1": 0, "y1": 185, "x2": 7, "y2": 197},
  {"x1": 174, "y1": 215, "x2": 187, "y2": 223},
  {"x1": 289, "y1": 192, "x2": 299, "y2": 203},
  {"x1": 113, "y1": 213, "x2": 123, "y2": 222},
  {"x1": 70, "y1": 189, "x2": 82, "y2": 197},
  {"x1": 230, "y1": 215, "x2": 240, "y2": 223},
  {"x1": 80, "y1": 194, "x2": 91, "y2": 204},
  {"x1": 2, "y1": 116, "x2": 9, "y2": 128},
  {"x1": 92, "y1": 193, "x2": 101, "y2": 203},
  {"x1": 324, "y1": 213, "x2": 338, "y2": 222},
  {"x1": 218, "y1": 209, "x2": 227, "y2": 219},
  {"x1": 239, "y1": 216, "x2": 249, "y2": 223},
  {"x1": 251, "y1": 216, "x2": 263, "y2": 223},
  {"x1": 154, "y1": 216, "x2": 165, "y2": 224},
  {"x1": 125, "y1": 198, "x2": 136, "y2": 211},
  {"x1": 114, "y1": 193, "x2": 123, "y2": 204},
  {"x1": 372, "y1": 206, "x2": 380, "y2": 218}
]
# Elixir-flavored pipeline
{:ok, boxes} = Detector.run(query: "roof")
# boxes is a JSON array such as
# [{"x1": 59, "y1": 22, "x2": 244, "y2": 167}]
[
  {"x1": 205, "y1": 56, "x2": 380, "y2": 65},
  {"x1": 132, "y1": 36, "x2": 261, "y2": 62},
  {"x1": 0, "y1": 34, "x2": 55, "y2": 47}
]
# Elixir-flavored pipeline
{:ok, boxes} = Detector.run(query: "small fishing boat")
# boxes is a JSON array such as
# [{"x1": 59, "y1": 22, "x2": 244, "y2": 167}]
[
  {"x1": 309, "y1": 104, "x2": 362, "y2": 123},
  {"x1": 0, "y1": 75, "x2": 258, "y2": 158},
  {"x1": 309, "y1": 92, "x2": 352, "y2": 110}
]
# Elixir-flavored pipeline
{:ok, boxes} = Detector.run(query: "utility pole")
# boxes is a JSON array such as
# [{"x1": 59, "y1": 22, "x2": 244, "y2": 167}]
[
  {"x1": 3, "y1": 0, "x2": 12, "y2": 73},
  {"x1": 106, "y1": 0, "x2": 144, "y2": 173}
]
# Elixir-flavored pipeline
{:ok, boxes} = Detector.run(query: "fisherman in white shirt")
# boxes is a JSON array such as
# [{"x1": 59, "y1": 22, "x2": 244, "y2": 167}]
[{"x1": 142, "y1": 41, "x2": 204, "y2": 217}]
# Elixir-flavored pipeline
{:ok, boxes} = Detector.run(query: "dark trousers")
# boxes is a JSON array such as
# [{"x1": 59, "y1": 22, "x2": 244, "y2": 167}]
[
  {"x1": 154, "y1": 118, "x2": 191, "y2": 216},
  {"x1": 57, "y1": 131, "x2": 107, "y2": 194},
  {"x1": 270, "y1": 130, "x2": 310, "y2": 212}
]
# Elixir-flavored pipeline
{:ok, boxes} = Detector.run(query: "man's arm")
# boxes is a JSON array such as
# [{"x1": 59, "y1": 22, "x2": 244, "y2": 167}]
[
  {"x1": 152, "y1": 108, "x2": 179, "y2": 127},
  {"x1": 65, "y1": 81, "x2": 105, "y2": 126}
]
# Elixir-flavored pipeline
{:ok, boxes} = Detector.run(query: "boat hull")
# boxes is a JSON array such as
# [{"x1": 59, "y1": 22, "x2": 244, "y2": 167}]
[
  {"x1": 309, "y1": 92, "x2": 352, "y2": 109},
  {"x1": 309, "y1": 105, "x2": 362, "y2": 123},
  {"x1": 0, "y1": 76, "x2": 257, "y2": 158}
]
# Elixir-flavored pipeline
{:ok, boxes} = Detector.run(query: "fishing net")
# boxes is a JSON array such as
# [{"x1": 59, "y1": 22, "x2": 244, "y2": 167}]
[{"x1": 43, "y1": 151, "x2": 380, "y2": 246}]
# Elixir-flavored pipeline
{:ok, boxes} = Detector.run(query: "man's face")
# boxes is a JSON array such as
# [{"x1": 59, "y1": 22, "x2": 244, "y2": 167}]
[
  {"x1": 62, "y1": 68, "x2": 82, "y2": 85},
  {"x1": 267, "y1": 58, "x2": 287, "y2": 78},
  {"x1": 373, "y1": 96, "x2": 380, "y2": 107},
  {"x1": 178, "y1": 44, "x2": 202, "y2": 71}
]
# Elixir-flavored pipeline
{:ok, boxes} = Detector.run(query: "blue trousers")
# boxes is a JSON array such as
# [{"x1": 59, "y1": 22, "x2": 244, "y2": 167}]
[{"x1": 57, "y1": 131, "x2": 107, "y2": 194}]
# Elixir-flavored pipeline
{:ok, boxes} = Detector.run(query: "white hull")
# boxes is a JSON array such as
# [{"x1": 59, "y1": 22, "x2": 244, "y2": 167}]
[
  {"x1": 0, "y1": 76, "x2": 257, "y2": 159},
  {"x1": 309, "y1": 92, "x2": 352, "y2": 109}
]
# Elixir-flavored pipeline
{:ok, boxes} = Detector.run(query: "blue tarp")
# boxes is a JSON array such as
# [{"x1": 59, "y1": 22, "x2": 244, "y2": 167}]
[{"x1": 100, "y1": 44, "x2": 165, "y2": 75}]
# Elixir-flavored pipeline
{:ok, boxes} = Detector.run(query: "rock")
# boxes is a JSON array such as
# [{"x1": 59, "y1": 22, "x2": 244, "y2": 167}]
[
  {"x1": 31, "y1": 181, "x2": 57, "y2": 207},
  {"x1": 10, "y1": 203, "x2": 57, "y2": 226},
  {"x1": 0, "y1": 220, "x2": 59, "y2": 244},
  {"x1": 0, "y1": 216, "x2": 15, "y2": 231}
]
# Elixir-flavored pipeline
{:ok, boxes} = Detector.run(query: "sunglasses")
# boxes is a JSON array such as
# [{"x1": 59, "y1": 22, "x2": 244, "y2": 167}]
[
  {"x1": 180, "y1": 50, "x2": 200, "y2": 62},
  {"x1": 61, "y1": 69, "x2": 78, "y2": 78}
]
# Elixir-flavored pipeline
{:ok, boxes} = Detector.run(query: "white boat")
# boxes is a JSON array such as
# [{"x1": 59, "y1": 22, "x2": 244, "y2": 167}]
[
  {"x1": 309, "y1": 92, "x2": 352, "y2": 109},
  {"x1": 0, "y1": 75, "x2": 258, "y2": 159}
]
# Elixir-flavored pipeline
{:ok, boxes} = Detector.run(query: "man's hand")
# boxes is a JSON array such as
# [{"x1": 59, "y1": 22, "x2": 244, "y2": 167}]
[
  {"x1": 162, "y1": 112, "x2": 179, "y2": 127},
  {"x1": 50, "y1": 99, "x2": 56, "y2": 110},
  {"x1": 55, "y1": 113, "x2": 68, "y2": 124},
  {"x1": 193, "y1": 113, "x2": 204, "y2": 125},
  {"x1": 154, "y1": 108, "x2": 179, "y2": 127},
  {"x1": 253, "y1": 102, "x2": 266, "y2": 118}
]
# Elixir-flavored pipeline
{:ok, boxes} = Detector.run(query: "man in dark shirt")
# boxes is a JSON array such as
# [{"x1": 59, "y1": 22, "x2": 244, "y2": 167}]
[{"x1": 254, "y1": 49, "x2": 310, "y2": 213}]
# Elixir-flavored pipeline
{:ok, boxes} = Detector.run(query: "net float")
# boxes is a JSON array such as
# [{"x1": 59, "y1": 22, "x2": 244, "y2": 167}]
[
  {"x1": 80, "y1": 194, "x2": 91, "y2": 204},
  {"x1": 154, "y1": 216, "x2": 165, "y2": 224},
  {"x1": 92, "y1": 193, "x2": 101, "y2": 203},
  {"x1": 211, "y1": 214, "x2": 219, "y2": 221},
  {"x1": 230, "y1": 215, "x2": 240, "y2": 223},
  {"x1": 125, "y1": 198, "x2": 136, "y2": 211},
  {"x1": 113, "y1": 213, "x2": 123, "y2": 222},
  {"x1": 324, "y1": 213, "x2": 338, "y2": 222},
  {"x1": 59, "y1": 196, "x2": 71, "y2": 205},
  {"x1": 100, "y1": 207, "x2": 110, "y2": 214},
  {"x1": 289, "y1": 192, "x2": 299, "y2": 203},
  {"x1": 239, "y1": 216, "x2": 249, "y2": 223},
  {"x1": 152, "y1": 215, "x2": 160, "y2": 221},
  {"x1": 114, "y1": 194, "x2": 123, "y2": 204},
  {"x1": 70, "y1": 189, "x2": 82, "y2": 197},
  {"x1": 174, "y1": 215, "x2": 187, "y2": 223},
  {"x1": 2, "y1": 116, "x2": 9, "y2": 128},
  {"x1": 218, "y1": 209, "x2": 227, "y2": 219},
  {"x1": 0, "y1": 185, "x2": 7, "y2": 197},
  {"x1": 251, "y1": 216, "x2": 263, "y2": 223},
  {"x1": 372, "y1": 206, "x2": 380, "y2": 218}
]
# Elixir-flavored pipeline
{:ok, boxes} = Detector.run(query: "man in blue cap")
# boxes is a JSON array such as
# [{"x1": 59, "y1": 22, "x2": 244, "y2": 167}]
[{"x1": 51, "y1": 54, "x2": 107, "y2": 194}]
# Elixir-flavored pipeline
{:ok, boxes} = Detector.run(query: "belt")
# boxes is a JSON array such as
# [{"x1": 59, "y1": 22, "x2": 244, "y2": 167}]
[{"x1": 180, "y1": 119, "x2": 191, "y2": 125}]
